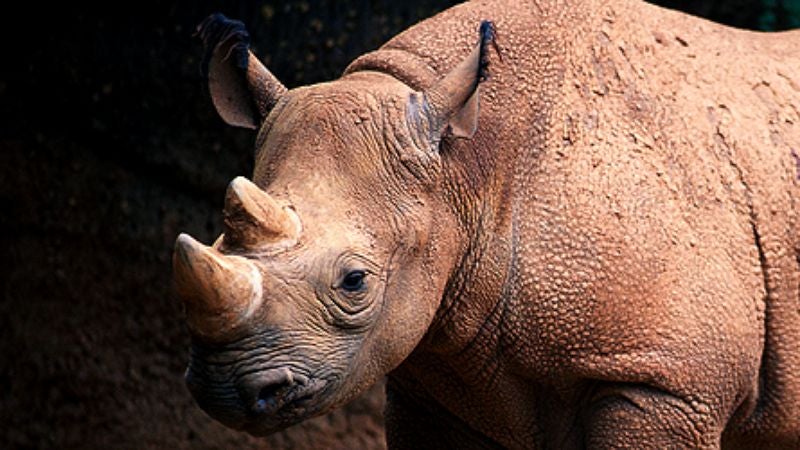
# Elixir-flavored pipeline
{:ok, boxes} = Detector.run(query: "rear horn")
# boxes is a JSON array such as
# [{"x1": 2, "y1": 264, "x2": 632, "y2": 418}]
[{"x1": 222, "y1": 177, "x2": 300, "y2": 248}]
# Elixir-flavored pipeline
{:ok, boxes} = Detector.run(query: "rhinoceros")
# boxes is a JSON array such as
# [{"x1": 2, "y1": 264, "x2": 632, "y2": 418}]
[{"x1": 173, "y1": 0, "x2": 800, "y2": 448}]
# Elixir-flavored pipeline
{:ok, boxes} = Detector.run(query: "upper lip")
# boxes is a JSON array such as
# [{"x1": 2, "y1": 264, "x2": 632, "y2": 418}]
[
  {"x1": 246, "y1": 375, "x2": 328, "y2": 425},
  {"x1": 280, "y1": 376, "x2": 327, "y2": 411}
]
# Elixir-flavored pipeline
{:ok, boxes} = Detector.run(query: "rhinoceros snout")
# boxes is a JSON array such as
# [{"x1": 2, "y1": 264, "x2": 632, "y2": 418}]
[{"x1": 185, "y1": 364, "x2": 324, "y2": 433}]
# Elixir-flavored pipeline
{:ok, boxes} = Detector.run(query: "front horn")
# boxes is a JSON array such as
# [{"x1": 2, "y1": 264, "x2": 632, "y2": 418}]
[{"x1": 173, "y1": 233, "x2": 263, "y2": 340}]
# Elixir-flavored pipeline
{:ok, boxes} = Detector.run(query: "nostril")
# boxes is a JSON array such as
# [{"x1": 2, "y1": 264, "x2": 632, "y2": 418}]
[
  {"x1": 246, "y1": 368, "x2": 295, "y2": 415},
  {"x1": 259, "y1": 381, "x2": 287, "y2": 401},
  {"x1": 253, "y1": 381, "x2": 290, "y2": 413}
]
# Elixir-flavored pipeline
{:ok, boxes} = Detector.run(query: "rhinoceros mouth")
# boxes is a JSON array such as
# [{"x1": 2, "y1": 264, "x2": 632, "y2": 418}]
[
  {"x1": 251, "y1": 375, "x2": 327, "y2": 416},
  {"x1": 186, "y1": 356, "x2": 335, "y2": 434},
  {"x1": 242, "y1": 375, "x2": 331, "y2": 434}
]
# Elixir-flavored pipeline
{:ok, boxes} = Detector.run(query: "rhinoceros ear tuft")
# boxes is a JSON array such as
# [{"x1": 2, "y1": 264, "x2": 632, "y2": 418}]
[
  {"x1": 414, "y1": 20, "x2": 498, "y2": 143},
  {"x1": 196, "y1": 13, "x2": 287, "y2": 129}
]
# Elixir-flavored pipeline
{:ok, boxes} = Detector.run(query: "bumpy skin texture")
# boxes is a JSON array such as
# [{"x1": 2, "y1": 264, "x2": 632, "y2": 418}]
[
  {"x1": 341, "y1": 0, "x2": 799, "y2": 448},
  {"x1": 184, "y1": 1, "x2": 800, "y2": 448}
]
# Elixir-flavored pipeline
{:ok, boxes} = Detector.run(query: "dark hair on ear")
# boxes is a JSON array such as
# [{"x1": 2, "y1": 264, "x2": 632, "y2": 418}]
[
  {"x1": 196, "y1": 13, "x2": 251, "y2": 77},
  {"x1": 477, "y1": 20, "x2": 500, "y2": 82}
]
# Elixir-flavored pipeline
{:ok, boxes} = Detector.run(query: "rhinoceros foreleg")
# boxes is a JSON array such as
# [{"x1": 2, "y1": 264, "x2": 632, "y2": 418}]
[{"x1": 584, "y1": 383, "x2": 722, "y2": 449}]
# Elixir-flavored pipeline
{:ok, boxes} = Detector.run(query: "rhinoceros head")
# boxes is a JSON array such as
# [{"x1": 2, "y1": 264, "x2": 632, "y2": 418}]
[{"x1": 173, "y1": 14, "x2": 495, "y2": 435}]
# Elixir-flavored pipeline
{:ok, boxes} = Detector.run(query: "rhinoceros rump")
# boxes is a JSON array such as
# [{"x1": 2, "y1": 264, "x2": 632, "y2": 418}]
[{"x1": 174, "y1": 1, "x2": 800, "y2": 448}]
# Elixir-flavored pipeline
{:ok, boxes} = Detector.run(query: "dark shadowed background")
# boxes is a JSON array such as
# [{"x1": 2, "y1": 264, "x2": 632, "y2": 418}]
[{"x1": 1, "y1": 1, "x2": 797, "y2": 448}]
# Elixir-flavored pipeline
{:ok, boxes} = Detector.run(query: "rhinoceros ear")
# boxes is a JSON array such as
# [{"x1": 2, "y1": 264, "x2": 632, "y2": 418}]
[
  {"x1": 197, "y1": 13, "x2": 287, "y2": 129},
  {"x1": 411, "y1": 21, "x2": 497, "y2": 144}
]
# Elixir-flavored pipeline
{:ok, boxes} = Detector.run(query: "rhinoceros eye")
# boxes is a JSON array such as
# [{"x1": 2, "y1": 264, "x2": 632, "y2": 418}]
[{"x1": 340, "y1": 270, "x2": 366, "y2": 292}]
